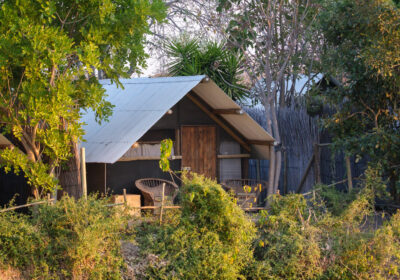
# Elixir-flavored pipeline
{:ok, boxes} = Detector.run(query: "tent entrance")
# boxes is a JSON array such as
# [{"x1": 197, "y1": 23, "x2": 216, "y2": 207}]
[{"x1": 181, "y1": 126, "x2": 217, "y2": 179}]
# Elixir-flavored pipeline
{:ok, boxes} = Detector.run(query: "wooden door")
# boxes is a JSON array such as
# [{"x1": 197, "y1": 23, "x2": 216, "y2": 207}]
[{"x1": 181, "y1": 126, "x2": 217, "y2": 179}]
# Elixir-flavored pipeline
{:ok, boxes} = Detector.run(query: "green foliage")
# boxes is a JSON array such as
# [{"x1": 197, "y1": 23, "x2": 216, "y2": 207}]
[
  {"x1": 318, "y1": 184, "x2": 358, "y2": 216},
  {"x1": 3, "y1": 168, "x2": 400, "y2": 279},
  {"x1": 130, "y1": 167, "x2": 400, "y2": 280},
  {"x1": 0, "y1": 0, "x2": 166, "y2": 195},
  {"x1": 1, "y1": 148, "x2": 58, "y2": 193},
  {"x1": 159, "y1": 138, "x2": 173, "y2": 172},
  {"x1": 322, "y1": 212, "x2": 400, "y2": 279},
  {"x1": 251, "y1": 166, "x2": 400, "y2": 280},
  {"x1": 166, "y1": 39, "x2": 249, "y2": 102},
  {"x1": 317, "y1": 0, "x2": 400, "y2": 200},
  {"x1": 253, "y1": 194, "x2": 324, "y2": 280},
  {"x1": 363, "y1": 164, "x2": 390, "y2": 199},
  {"x1": 135, "y1": 173, "x2": 256, "y2": 279},
  {"x1": 0, "y1": 195, "x2": 132, "y2": 279}
]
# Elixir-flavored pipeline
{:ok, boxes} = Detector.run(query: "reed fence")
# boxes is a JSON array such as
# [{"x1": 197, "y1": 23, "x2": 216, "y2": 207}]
[{"x1": 245, "y1": 106, "x2": 367, "y2": 193}]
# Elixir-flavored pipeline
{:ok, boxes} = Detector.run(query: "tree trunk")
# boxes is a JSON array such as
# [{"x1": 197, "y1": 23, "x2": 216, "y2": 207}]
[
  {"x1": 267, "y1": 145, "x2": 276, "y2": 201},
  {"x1": 270, "y1": 104, "x2": 282, "y2": 193},
  {"x1": 19, "y1": 135, "x2": 40, "y2": 199},
  {"x1": 58, "y1": 141, "x2": 81, "y2": 199},
  {"x1": 279, "y1": 78, "x2": 286, "y2": 107},
  {"x1": 262, "y1": 102, "x2": 276, "y2": 204},
  {"x1": 345, "y1": 156, "x2": 353, "y2": 192}
]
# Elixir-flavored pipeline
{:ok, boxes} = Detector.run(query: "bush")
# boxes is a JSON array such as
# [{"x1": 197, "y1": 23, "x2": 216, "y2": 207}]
[
  {"x1": 318, "y1": 165, "x2": 389, "y2": 216},
  {"x1": 251, "y1": 165, "x2": 400, "y2": 280},
  {"x1": 0, "y1": 195, "x2": 132, "y2": 279},
  {"x1": 136, "y1": 173, "x2": 256, "y2": 280},
  {"x1": 320, "y1": 167, "x2": 399, "y2": 280},
  {"x1": 320, "y1": 209, "x2": 400, "y2": 280},
  {"x1": 2, "y1": 167, "x2": 398, "y2": 280},
  {"x1": 252, "y1": 194, "x2": 324, "y2": 280},
  {"x1": 318, "y1": 184, "x2": 358, "y2": 216}
]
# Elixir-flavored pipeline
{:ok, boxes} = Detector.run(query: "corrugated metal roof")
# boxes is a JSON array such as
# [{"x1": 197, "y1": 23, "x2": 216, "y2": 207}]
[
  {"x1": 81, "y1": 75, "x2": 274, "y2": 163},
  {"x1": 81, "y1": 76, "x2": 206, "y2": 163}
]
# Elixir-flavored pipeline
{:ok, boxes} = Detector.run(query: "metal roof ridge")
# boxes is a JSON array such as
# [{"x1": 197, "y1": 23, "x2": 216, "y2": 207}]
[
  {"x1": 111, "y1": 109, "x2": 165, "y2": 112},
  {"x1": 99, "y1": 75, "x2": 206, "y2": 85},
  {"x1": 87, "y1": 141, "x2": 133, "y2": 144}
]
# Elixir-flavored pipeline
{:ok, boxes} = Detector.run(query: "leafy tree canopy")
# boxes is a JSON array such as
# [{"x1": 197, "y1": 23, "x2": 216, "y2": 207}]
[
  {"x1": 0, "y1": 0, "x2": 165, "y2": 197},
  {"x1": 317, "y1": 0, "x2": 400, "y2": 199}
]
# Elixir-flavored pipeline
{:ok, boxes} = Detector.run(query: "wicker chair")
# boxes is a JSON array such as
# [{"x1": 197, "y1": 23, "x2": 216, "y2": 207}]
[
  {"x1": 135, "y1": 178, "x2": 179, "y2": 207},
  {"x1": 222, "y1": 179, "x2": 268, "y2": 208}
]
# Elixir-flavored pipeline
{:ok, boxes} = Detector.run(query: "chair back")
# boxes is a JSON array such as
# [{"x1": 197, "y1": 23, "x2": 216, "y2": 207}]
[{"x1": 135, "y1": 178, "x2": 179, "y2": 206}]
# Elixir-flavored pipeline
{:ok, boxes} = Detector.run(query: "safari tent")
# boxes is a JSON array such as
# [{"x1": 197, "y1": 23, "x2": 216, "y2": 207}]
[{"x1": 80, "y1": 75, "x2": 275, "y2": 199}]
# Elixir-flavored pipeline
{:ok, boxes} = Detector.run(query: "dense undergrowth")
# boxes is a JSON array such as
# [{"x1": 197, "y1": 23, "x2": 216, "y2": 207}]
[
  {"x1": 135, "y1": 174, "x2": 256, "y2": 279},
  {"x1": 0, "y1": 195, "x2": 132, "y2": 279},
  {"x1": 134, "y1": 168, "x2": 400, "y2": 280},
  {"x1": 1, "y1": 167, "x2": 400, "y2": 280}
]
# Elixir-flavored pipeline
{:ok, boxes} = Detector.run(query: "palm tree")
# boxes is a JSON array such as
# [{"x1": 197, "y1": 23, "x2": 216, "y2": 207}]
[{"x1": 166, "y1": 39, "x2": 250, "y2": 102}]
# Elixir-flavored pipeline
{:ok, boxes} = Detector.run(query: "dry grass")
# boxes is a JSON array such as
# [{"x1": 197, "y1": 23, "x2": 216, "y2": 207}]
[{"x1": 0, "y1": 266, "x2": 27, "y2": 280}]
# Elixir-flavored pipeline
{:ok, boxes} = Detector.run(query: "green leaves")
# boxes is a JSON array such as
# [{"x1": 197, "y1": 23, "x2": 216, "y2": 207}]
[
  {"x1": 0, "y1": 148, "x2": 58, "y2": 194},
  {"x1": 166, "y1": 39, "x2": 249, "y2": 102},
  {"x1": 136, "y1": 173, "x2": 256, "y2": 279},
  {"x1": 0, "y1": 195, "x2": 131, "y2": 278},
  {"x1": 159, "y1": 138, "x2": 173, "y2": 172},
  {"x1": 0, "y1": 0, "x2": 166, "y2": 196},
  {"x1": 318, "y1": 0, "x2": 400, "y2": 200}
]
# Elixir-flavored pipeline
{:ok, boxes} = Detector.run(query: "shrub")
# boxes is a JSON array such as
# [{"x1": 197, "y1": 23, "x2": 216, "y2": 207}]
[
  {"x1": 253, "y1": 194, "x2": 324, "y2": 280},
  {"x1": 251, "y1": 165, "x2": 400, "y2": 280},
  {"x1": 136, "y1": 173, "x2": 256, "y2": 280},
  {"x1": 318, "y1": 184, "x2": 358, "y2": 216},
  {"x1": 318, "y1": 165, "x2": 389, "y2": 217},
  {"x1": 320, "y1": 167, "x2": 400, "y2": 280},
  {"x1": 321, "y1": 211, "x2": 400, "y2": 280},
  {"x1": 0, "y1": 195, "x2": 132, "y2": 279}
]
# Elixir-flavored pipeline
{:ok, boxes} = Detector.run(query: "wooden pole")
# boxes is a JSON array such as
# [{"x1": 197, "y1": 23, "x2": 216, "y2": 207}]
[
  {"x1": 267, "y1": 145, "x2": 275, "y2": 205},
  {"x1": 314, "y1": 143, "x2": 321, "y2": 184},
  {"x1": 0, "y1": 200, "x2": 53, "y2": 213},
  {"x1": 123, "y1": 188, "x2": 127, "y2": 205},
  {"x1": 256, "y1": 159, "x2": 261, "y2": 181},
  {"x1": 345, "y1": 156, "x2": 353, "y2": 191},
  {"x1": 81, "y1": 147, "x2": 87, "y2": 200},
  {"x1": 104, "y1": 163, "x2": 107, "y2": 194},
  {"x1": 242, "y1": 158, "x2": 249, "y2": 179},
  {"x1": 175, "y1": 128, "x2": 181, "y2": 156},
  {"x1": 52, "y1": 189, "x2": 58, "y2": 203},
  {"x1": 296, "y1": 154, "x2": 315, "y2": 193},
  {"x1": 131, "y1": 205, "x2": 181, "y2": 209},
  {"x1": 50, "y1": 169, "x2": 58, "y2": 202},
  {"x1": 283, "y1": 149, "x2": 288, "y2": 194},
  {"x1": 159, "y1": 183, "x2": 165, "y2": 225}
]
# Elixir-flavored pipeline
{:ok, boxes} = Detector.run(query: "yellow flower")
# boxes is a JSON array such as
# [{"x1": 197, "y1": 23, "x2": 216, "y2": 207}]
[{"x1": 243, "y1": 185, "x2": 252, "y2": 193}]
